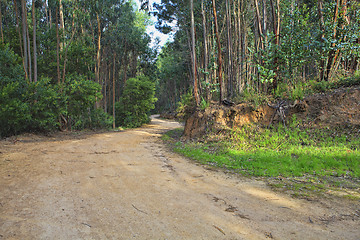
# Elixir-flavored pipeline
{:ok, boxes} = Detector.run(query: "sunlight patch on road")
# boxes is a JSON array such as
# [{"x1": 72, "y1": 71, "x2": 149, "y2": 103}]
[{"x1": 242, "y1": 187, "x2": 301, "y2": 210}]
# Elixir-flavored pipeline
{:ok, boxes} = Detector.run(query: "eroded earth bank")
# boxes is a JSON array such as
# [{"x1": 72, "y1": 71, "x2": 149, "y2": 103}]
[{"x1": 0, "y1": 116, "x2": 359, "y2": 239}]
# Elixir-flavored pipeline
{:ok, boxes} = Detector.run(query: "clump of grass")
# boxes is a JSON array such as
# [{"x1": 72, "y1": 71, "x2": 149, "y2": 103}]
[{"x1": 163, "y1": 119, "x2": 360, "y2": 198}]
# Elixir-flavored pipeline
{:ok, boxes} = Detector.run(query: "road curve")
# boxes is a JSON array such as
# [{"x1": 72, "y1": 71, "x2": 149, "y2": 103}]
[{"x1": 0, "y1": 116, "x2": 359, "y2": 239}]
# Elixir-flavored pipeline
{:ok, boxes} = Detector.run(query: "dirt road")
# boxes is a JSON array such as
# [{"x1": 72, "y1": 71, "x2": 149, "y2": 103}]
[{"x1": 0, "y1": 116, "x2": 359, "y2": 239}]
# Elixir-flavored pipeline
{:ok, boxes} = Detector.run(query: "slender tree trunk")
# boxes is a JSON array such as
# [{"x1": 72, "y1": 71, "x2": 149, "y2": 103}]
[
  {"x1": 104, "y1": 60, "x2": 107, "y2": 113},
  {"x1": 96, "y1": 12, "x2": 101, "y2": 84},
  {"x1": 56, "y1": 7, "x2": 61, "y2": 83},
  {"x1": 212, "y1": 0, "x2": 223, "y2": 103},
  {"x1": 26, "y1": 11, "x2": 32, "y2": 82},
  {"x1": 190, "y1": 0, "x2": 200, "y2": 105},
  {"x1": 62, "y1": 16, "x2": 76, "y2": 84},
  {"x1": 123, "y1": 41, "x2": 128, "y2": 85},
  {"x1": 330, "y1": 0, "x2": 348, "y2": 77},
  {"x1": 32, "y1": 0, "x2": 37, "y2": 82},
  {"x1": 270, "y1": 0, "x2": 280, "y2": 90},
  {"x1": 225, "y1": 0, "x2": 233, "y2": 97},
  {"x1": 325, "y1": 0, "x2": 340, "y2": 81},
  {"x1": 0, "y1": 1, "x2": 3, "y2": 43},
  {"x1": 254, "y1": 0, "x2": 264, "y2": 50},
  {"x1": 21, "y1": 0, "x2": 29, "y2": 80},
  {"x1": 262, "y1": 0, "x2": 267, "y2": 42},
  {"x1": 14, "y1": 0, "x2": 26, "y2": 79},
  {"x1": 43, "y1": 0, "x2": 49, "y2": 27},
  {"x1": 317, "y1": 0, "x2": 325, "y2": 80},
  {"x1": 59, "y1": 0, "x2": 65, "y2": 50},
  {"x1": 113, "y1": 54, "x2": 116, "y2": 129},
  {"x1": 201, "y1": 0, "x2": 209, "y2": 101}
]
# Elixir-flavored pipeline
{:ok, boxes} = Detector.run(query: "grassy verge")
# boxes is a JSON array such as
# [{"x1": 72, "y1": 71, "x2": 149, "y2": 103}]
[{"x1": 162, "y1": 121, "x2": 360, "y2": 199}]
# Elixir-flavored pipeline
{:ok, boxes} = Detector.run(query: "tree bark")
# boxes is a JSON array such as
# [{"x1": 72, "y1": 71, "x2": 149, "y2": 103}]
[
  {"x1": 113, "y1": 54, "x2": 116, "y2": 129},
  {"x1": 59, "y1": 0, "x2": 65, "y2": 50},
  {"x1": 56, "y1": 7, "x2": 61, "y2": 84},
  {"x1": 96, "y1": 12, "x2": 101, "y2": 84},
  {"x1": 25, "y1": 3, "x2": 32, "y2": 82},
  {"x1": 201, "y1": 0, "x2": 209, "y2": 101},
  {"x1": 62, "y1": 14, "x2": 76, "y2": 84},
  {"x1": 190, "y1": 0, "x2": 200, "y2": 105},
  {"x1": 212, "y1": 0, "x2": 223, "y2": 103},
  {"x1": 0, "y1": 1, "x2": 3, "y2": 43},
  {"x1": 14, "y1": 0, "x2": 26, "y2": 78},
  {"x1": 330, "y1": 0, "x2": 348, "y2": 77},
  {"x1": 317, "y1": 0, "x2": 325, "y2": 81},
  {"x1": 270, "y1": 0, "x2": 280, "y2": 90},
  {"x1": 32, "y1": 0, "x2": 37, "y2": 82},
  {"x1": 254, "y1": 0, "x2": 264, "y2": 50},
  {"x1": 225, "y1": 0, "x2": 233, "y2": 97},
  {"x1": 325, "y1": 0, "x2": 340, "y2": 81},
  {"x1": 21, "y1": 0, "x2": 29, "y2": 80}
]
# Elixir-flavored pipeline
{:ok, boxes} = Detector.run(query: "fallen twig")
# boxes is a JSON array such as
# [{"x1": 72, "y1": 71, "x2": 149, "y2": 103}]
[
  {"x1": 213, "y1": 225, "x2": 226, "y2": 235},
  {"x1": 132, "y1": 204, "x2": 148, "y2": 215},
  {"x1": 81, "y1": 222, "x2": 92, "y2": 228}
]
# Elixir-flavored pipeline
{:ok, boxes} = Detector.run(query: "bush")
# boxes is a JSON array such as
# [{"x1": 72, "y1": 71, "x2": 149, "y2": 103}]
[
  {"x1": 115, "y1": 76, "x2": 157, "y2": 128},
  {"x1": 176, "y1": 90, "x2": 196, "y2": 120},
  {"x1": 0, "y1": 44, "x2": 30, "y2": 137},
  {"x1": 26, "y1": 78, "x2": 61, "y2": 132},
  {"x1": 59, "y1": 74, "x2": 110, "y2": 130},
  {"x1": 0, "y1": 44, "x2": 111, "y2": 137}
]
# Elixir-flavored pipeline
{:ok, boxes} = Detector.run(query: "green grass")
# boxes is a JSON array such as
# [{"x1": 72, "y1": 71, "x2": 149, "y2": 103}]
[{"x1": 163, "y1": 120, "x2": 360, "y2": 198}]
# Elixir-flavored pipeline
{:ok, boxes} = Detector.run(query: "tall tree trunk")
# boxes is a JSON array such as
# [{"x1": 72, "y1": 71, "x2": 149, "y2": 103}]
[
  {"x1": 330, "y1": 0, "x2": 348, "y2": 78},
  {"x1": 59, "y1": 0, "x2": 65, "y2": 50},
  {"x1": 62, "y1": 14, "x2": 76, "y2": 84},
  {"x1": 32, "y1": 0, "x2": 37, "y2": 82},
  {"x1": 43, "y1": 0, "x2": 49, "y2": 27},
  {"x1": 113, "y1": 54, "x2": 116, "y2": 129},
  {"x1": 317, "y1": 0, "x2": 325, "y2": 81},
  {"x1": 225, "y1": 0, "x2": 233, "y2": 97},
  {"x1": 95, "y1": 12, "x2": 102, "y2": 108},
  {"x1": 123, "y1": 41, "x2": 128, "y2": 85},
  {"x1": 201, "y1": 0, "x2": 209, "y2": 101},
  {"x1": 270, "y1": 0, "x2": 280, "y2": 90},
  {"x1": 212, "y1": 0, "x2": 223, "y2": 103},
  {"x1": 14, "y1": 0, "x2": 26, "y2": 78},
  {"x1": 56, "y1": 7, "x2": 61, "y2": 83},
  {"x1": 190, "y1": 0, "x2": 200, "y2": 105},
  {"x1": 325, "y1": 0, "x2": 340, "y2": 81},
  {"x1": 26, "y1": 8, "x2": 32, "y2": 82},
  {"x1": 254, "y1": 0, "x2": 264, "y2": 50},
  {"x1": 0, "y1": 1, "x2": 3, "y2": 43},
  {"x1": 21, "y1": 0, "x2": 29, "y2": 80}
]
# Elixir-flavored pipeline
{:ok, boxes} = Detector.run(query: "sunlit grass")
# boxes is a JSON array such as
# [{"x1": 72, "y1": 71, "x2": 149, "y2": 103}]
[{"x1": 163, "y1": 119, "x2": 360, "y2": 179}]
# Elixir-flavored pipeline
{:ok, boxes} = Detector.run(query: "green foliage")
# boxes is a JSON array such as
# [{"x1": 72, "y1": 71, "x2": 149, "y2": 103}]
[
  {"x1": 166, "y1": 122, "x2": 360, "y2": 180},
  {"x1": 176, "y1": 90, "x2": 196, "y2": 119},
  {"x1": 26, "y1": 78, "x2": 61, "y2": 132},
  {"x1": 199, "y1": 97, "x2": 209, "y2": 110},
  {"x1": 240, "y1": 87, "x2": 269, "y2": 109},
  {"x1": 310, "y1": 71, "x2": 360, "y2": 93},
  {"x1": 0, "y1": 44, "x2": 29, "y2": 137},
  {"x1": 115, "y1": 76, "x2": 157, "y2": 128},
  {"x1": 59, "y1": 74, "x2": 111, "y2": 130}
]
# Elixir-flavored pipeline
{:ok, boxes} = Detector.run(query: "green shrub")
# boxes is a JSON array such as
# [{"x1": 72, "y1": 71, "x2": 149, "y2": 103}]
[
  {"x1": 115, "y1": 76, "x2": 157, "y2": 128},
  {"x1": 0, "y1": 44, "x2": 30, "y2": 137},
  {"x1": 26, "y1": 78, "x2": 61, "y2": 132},
  {"x1": 176, "y1": 90, "x2": 196, "y2": 119},
  {"x1": 59, "y1": 74, "x2": 108, "y2": 130}
]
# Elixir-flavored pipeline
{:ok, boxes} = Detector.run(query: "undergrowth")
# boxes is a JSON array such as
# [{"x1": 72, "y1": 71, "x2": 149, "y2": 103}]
[{"x1": 162, "y1": 118, "x2": 360, "y2": 199}]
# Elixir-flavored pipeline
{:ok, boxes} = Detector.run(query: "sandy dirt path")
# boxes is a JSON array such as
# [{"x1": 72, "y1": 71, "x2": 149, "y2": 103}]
[{"x1": 0, "y1": 116, "x2": 359, "y2": 239}]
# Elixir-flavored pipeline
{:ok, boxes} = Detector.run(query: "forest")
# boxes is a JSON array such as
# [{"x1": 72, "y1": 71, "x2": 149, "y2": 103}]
[
  {"x1": 155, "y1": 0, "x2": 360, "y2": 110},
  {"x1": 0, "y1": 0, "x2": 360, "y2": 137},
  {"x1": 0, "y1": 0, "x2": 158, "y2": 137}
]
